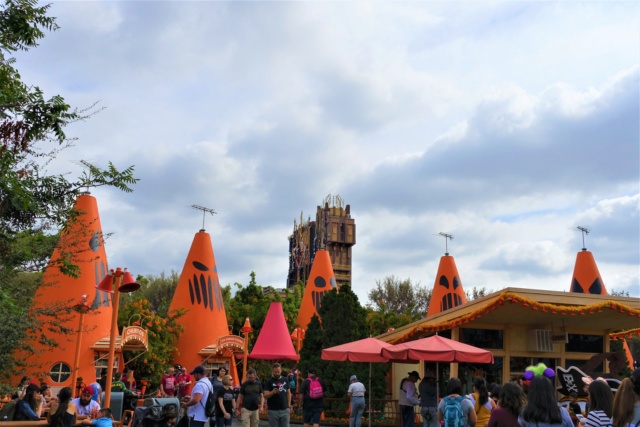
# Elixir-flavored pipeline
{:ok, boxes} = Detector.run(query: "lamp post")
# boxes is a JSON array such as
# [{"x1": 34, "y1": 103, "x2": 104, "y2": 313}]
[
  {"x1": 290, "y1": 327, "x2": 305, "y2": 392},
  {"x1": 70, "y1": 294, "x2": 93, "y2": 397},
  {"x1": 240, "y1": 317, "x2": 253, "y2": 383},
  {"x1": 290, "y1": 327, "x2": 305, "y2": 354},
  {"x1": 96, "y1": 267, "x2": 140, "y2": 408}
]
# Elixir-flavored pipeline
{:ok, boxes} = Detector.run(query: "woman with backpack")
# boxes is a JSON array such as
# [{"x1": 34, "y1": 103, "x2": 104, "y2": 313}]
[
  {"x1": 48, "y1": 387, "x2": 78, "y2": 427},
  {"x1": 486, "y1": 382, "x2": 525, "y2": 427},
  {"x1": 580, "y1": 380, "x2": 612, "y2": 427},
  {"x1": 468, "y1": 378, "x2": 497, "y2": 427},
  {"x1": 518, "y1": 376, "x2": 573, "y2": 427},
  {"x1": 438, "y1": 378, "x2": 476, "y2": 427},
  {"x1": 14, "y1": 383, "x2": 43, "y2": 421}
]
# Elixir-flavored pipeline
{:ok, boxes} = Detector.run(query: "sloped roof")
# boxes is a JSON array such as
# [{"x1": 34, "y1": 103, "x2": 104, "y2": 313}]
[{"x1": 377, "y1": 287, "x2": 640, "y2": 344}]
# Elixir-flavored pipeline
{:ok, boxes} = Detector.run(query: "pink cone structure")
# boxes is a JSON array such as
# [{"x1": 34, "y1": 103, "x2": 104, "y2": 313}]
[{"x1": 249, "y1": 302, "x2": 299, "y2": 361}]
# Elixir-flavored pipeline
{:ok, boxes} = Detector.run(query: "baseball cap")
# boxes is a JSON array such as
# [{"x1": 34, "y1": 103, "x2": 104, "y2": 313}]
[
  {"x1": 190, "y1": 366, "x2": 205, "y2": 375},
  {"x1": 408, "y1": 371, "x2": 421, "y2": 380},
  {"x1": 82, "y1": 386, "x2": 94, "y2": 395},
  {"x1": 26, "y1": 384, "x2": 40, "y2": 394},
  {"x1": 350, "y1": 375, "x2": 357, "y2": 381}
]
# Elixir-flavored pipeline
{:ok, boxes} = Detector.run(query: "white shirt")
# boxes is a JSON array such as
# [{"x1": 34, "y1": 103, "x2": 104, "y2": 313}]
[
  {"x1": 188, "y1": 377, "x2": 212, "y2": 422},
  {"x1": 72, "y1": 398, "x2": 100, "y2": 416},
  {"x1": 348, "y1": 382, "x2": 366, "y2": 397}
]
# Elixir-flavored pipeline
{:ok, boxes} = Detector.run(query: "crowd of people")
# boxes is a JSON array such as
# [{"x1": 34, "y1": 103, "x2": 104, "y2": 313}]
[
  {"x1": 3, "y1": 366, "x2": 639, "y2": 427},
  {"x1": 396, "y1": 368, "x2": 640, "y2": 427}
]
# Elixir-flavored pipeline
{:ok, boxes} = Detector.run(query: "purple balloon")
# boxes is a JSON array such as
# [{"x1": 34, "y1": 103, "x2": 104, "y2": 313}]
[
  {"x1": 524, "y1": 371, "x2": 534, "y2": 380},
  {"x1": 544, "y1": 368, "x2": 555, "y2": 378}
]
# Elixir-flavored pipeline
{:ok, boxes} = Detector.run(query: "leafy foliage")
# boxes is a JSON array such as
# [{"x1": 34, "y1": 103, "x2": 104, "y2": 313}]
[
  {"x1": 299, "y1": 285, "x2": 389, "y2": 413},
  {"x1": 0, "y1": 0, "x2": 138, "y2": 388},
  {"x1": 118, "y1": 298, "x2": 184, "y2": 387}
]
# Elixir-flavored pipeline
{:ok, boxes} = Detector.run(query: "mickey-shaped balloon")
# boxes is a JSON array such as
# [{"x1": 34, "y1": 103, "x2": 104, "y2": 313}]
[{"x1": 525, "y1": 363, "x2": 555, "y2": 381}]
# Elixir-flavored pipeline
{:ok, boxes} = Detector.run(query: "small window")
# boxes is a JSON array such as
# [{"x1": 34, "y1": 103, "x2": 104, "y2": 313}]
[
  {"x1": 462, "y1": 328, "x2": 504, "y2": 349},
  {"x1": 566, "y1": 334, "x2": 603, "y2": 353},
  {"x1": 49, "y1": 362, "x2": 71, "y2": 383}
]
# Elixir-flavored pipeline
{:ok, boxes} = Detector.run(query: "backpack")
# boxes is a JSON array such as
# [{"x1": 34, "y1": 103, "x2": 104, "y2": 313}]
[
  {"x1": 288, "y1": 375, "x2": 296, "y2": 391},
  {"x1": 308, "y1": 377, "x2": 323, "y2": 399},
  {"x1": 198, "y1": 381, "x2": 215, "y2": 418},
  {"x1": 443, "y1": 396, "x2": 465, "y2": 427},
  {"x1": 0, "y1": 400, "x2": 18, "y2": 422}
]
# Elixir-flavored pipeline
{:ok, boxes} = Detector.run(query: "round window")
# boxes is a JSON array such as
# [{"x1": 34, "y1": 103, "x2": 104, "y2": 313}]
[{"x1": 49, "y1": 362, "x2": 71, "y2": 383}]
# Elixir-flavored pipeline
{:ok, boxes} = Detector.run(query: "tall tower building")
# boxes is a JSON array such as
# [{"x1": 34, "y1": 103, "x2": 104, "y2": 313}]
[{"x1": 287, "y1": 194, "x2": 356, "y2": 288}]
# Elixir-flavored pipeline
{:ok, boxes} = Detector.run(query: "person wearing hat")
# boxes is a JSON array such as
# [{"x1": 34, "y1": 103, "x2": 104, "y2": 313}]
[
  {"x1": 348, "y1": 375, "x2": 366, "y2": 427},
  {"x1": 181, "y1": 366, "x2": 213, "y2": 427},
  {"x1": 14, "y1": 383, "x2": 43, "y2": 421},
  {"x1": 419, "y1": 371, "x2": 438, "y2": 427},
  {"x1": 399, "y1": 371, "x2": 421, "y2": 427},
  {"x1": 72, "y1": 385, "x2": 101, "y2": 419}
]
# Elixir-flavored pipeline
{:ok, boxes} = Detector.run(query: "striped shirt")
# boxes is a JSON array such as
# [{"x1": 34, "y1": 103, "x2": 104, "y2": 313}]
[{"x1": 585, "y1": 410, "x2": 612, "y2": 427}]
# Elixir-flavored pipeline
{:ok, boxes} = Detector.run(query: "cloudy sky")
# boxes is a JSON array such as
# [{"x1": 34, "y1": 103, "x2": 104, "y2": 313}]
[{"x1": 18, "y1": 1, "x2": 639, "y2": 301}]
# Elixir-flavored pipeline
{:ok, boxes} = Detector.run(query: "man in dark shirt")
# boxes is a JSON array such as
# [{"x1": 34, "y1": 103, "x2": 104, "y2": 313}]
[
  {"x1": 264, "y1": 363, "x2": 291, "y2": 427},
  {"x1": 236, "y1": 369, "x2": 264, "y2": 427},
  {"x1": 298, "y1": 368, "x2": 325, "y2": 427}
]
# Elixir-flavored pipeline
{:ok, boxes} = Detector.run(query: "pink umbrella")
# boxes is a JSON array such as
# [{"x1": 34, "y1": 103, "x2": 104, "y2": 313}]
[
  {"x1": 381, "y1": 334, "x2": 494, "y2": 401},
  {"x1": 322, "y1": 337, "x2": 416, "y2": 427},
  {"x1": 381, "y1": 335, "x2": 494, "y2": 363}
]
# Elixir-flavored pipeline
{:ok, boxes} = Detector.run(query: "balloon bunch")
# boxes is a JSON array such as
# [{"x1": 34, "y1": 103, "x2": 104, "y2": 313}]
[{"x1": 523, "y1": 363, "x2": 555, "y2": 386}]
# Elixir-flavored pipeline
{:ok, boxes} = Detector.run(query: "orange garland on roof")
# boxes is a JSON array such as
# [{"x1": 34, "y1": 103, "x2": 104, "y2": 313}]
[
  {"x1": 610, "y1": 328, "x2": 640, "y2": 340},
  {"x1": 389, "y1": 292, "x2": 640, "y2": 344}
]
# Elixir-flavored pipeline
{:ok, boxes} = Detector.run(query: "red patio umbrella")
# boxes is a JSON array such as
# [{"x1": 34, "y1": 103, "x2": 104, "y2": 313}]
[
  {"x1": 322, "y1": 337, "x2": 416, "y2": 427},
  {"x1": 381, "y1": 334, "x2": 494, "y2": 402}
]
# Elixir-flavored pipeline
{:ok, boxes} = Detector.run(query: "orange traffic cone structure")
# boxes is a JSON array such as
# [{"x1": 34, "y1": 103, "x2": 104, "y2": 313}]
[
  {"x1": 569, "y1": 248, "x2": 634, "y2": 368},
  {"x1": 296, "y1": 249, "x2": 337, "y2": 330},
  {"x1": 169, "y1": 230, "x2": 229, "y2": 369},
  {"x1": 426, "y1": 255, "x2": 467, "y2": 318},
  {"x1": 15, "y1": 193, "x2": 112, "y2": 387},
  {"x1": 569, "y1": 250, "x2": 607, "y2": 295}
]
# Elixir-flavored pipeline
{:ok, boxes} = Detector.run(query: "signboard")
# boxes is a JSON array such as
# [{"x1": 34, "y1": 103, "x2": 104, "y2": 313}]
[
  {"x1": 121, "y1": 326, "x2": 148, "y2": 351},
  {"x1": 218, "y1": 335, "x2": 244, "y2": 350}
]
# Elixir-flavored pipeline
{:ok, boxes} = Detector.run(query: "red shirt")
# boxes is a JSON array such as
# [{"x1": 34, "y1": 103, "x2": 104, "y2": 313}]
[
  {"x1": 161, "y1": 375, "x2": 177, "y2": 395},
  {"x1": 177, "y1": 373, "x2": 192, "y2": 395}
]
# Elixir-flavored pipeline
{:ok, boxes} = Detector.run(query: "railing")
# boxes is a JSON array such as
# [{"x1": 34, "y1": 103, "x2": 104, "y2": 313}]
[{"x1": 265, "y1": 394, "x2": 402, "y2": 427}]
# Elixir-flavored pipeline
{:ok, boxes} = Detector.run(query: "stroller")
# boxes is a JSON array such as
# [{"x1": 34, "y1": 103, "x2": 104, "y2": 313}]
[{"x1": 134, "y1": 402, "x2": 180, "y2": 427}]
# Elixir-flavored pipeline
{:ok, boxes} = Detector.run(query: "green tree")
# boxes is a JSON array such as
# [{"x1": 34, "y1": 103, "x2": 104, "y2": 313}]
[
  {"x1": 367, "y1": 276, "x2": 431, "y2": 317},
  {"x1": 0, "y1": 0, "x2": 137, "y2": 388},
  {"x1": 118, "y1": 298, "x2": 184, "y2": 387},
  {"x1": 299, "y1": 284, "x2": 389, "y2": 416},
  {"x1": 136, "y1": 270, "x2": 180, "y2": 317},
  {"x1": 366, "y1": 276, "x2": 432, "y2": 333}
]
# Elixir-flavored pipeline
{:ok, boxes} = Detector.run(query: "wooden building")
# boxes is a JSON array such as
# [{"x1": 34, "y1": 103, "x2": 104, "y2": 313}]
[{"x1": 379, "y1": 287, "x2": 640, "y2": 397}]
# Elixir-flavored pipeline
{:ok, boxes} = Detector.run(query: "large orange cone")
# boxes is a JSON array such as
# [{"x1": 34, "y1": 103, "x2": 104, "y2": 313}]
[
  {"x1": 169, "y1": 230, "x2": 229, "y2": 369},
  {"x1": 568, "y1": 250, "x2": 635, "y2": 367},
  {"x1": 296, "y1": 249, "x2": 336, "y2": 330},
  {"x1": 15, "y1": 193, "x2": 112, "y2": 386},
  {"x1": 426, "y1": 255, "x2": 467, "y2": 318},
  {"x1": 569, "y1": 250, "x2": 607, "y2": 295}
]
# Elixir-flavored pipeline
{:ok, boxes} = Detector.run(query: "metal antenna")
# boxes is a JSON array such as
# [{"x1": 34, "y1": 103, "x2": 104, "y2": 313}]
[
  {"x1": 438, "y1": 232, "x2": 454, "y2": 255},
  {"x1": 576, "y1": 226, "x2": 589, "y2": 251},
  {"x1": 192, "y1": 205, "x2": 216, "y2": 230}
]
